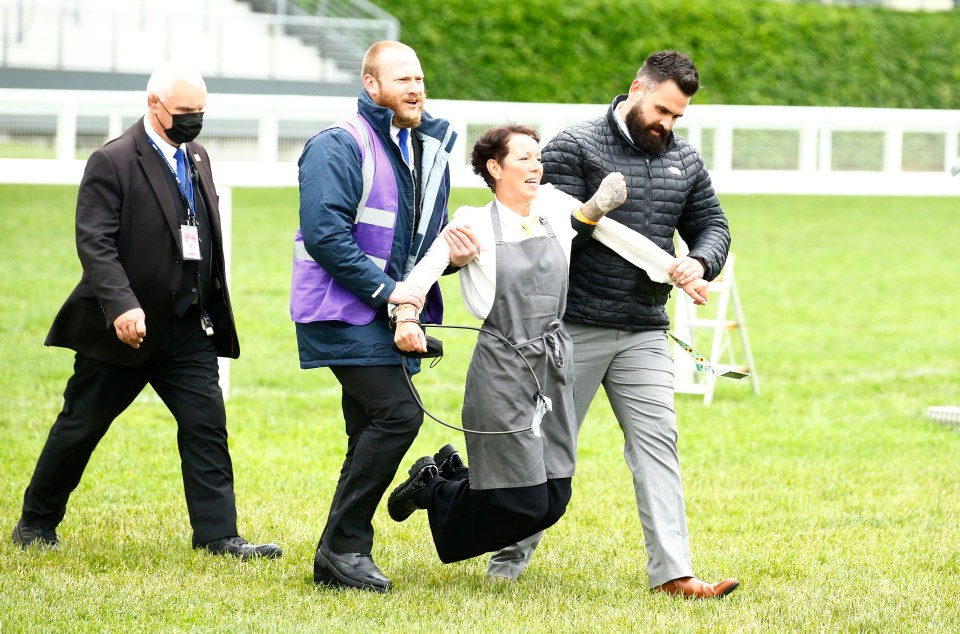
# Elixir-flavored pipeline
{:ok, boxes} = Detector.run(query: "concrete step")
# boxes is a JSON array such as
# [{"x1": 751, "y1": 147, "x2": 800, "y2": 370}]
[{"x1": 2, "y1": 0, "x2": 353, "y2": 82}]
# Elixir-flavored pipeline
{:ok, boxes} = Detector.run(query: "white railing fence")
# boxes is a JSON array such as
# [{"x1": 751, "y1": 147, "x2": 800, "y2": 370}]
[
  {"x1": 3, "y1": 89, "x2": 957, "y2": 397},
  {"x1": 1, "y1": 88, "x2": 958, "y2": 196}
]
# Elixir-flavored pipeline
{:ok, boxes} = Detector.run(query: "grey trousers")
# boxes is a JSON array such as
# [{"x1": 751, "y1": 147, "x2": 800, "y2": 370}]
[{"x1": 487, "y1": 324, "x2": 694, "y2": 588}]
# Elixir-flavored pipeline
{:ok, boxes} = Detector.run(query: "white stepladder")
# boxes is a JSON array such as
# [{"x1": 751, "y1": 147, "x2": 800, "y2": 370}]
[{"x1": 671, "y1": 245, "x2": 760, "y2": 405}]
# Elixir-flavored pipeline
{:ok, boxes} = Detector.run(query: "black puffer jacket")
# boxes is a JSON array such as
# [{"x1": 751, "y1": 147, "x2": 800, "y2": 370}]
[{"x1": 544, "y1": 95, "x2": 731, "y2": 331}]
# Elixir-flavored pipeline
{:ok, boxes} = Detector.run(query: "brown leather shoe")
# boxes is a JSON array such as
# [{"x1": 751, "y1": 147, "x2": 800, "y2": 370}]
[{"x1": 652, "y1": 576, "x2": 739, "y2": 599}]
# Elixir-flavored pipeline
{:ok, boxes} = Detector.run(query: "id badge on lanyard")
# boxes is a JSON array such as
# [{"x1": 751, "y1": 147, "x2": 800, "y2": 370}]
[
  {"x1": 148, "y1": 138, "x2": 202, "y2": 260},
  {"x1": 180, "y1": 225, "x2": 201, "y2": 260}
]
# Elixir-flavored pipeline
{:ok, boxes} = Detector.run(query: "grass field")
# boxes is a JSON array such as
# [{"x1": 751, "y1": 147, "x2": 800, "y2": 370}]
[{"x1": 1, "y1": 184, "x2": 959, "y2": 632}]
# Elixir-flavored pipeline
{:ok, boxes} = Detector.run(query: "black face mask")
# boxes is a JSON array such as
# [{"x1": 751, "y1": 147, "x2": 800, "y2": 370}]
[{"x1": 157, "y1": 100, "x2": 204, "y2": 144}]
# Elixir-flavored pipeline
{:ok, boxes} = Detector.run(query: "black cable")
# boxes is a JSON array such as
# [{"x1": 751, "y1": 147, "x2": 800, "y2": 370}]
[{"x1": 400, "y1": 323, "x2": 543, "y2": 436}]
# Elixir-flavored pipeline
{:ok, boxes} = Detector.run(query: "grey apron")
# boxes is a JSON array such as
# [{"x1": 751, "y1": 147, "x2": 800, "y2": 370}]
[{"x1": 463, "y1": 200, "x2": 577, "y2": 490}]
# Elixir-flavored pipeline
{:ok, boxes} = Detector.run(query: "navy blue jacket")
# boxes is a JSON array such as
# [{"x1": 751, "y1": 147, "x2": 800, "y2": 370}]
[{"x1": 295, "y1": 90, "x2": 455, "y2": 367}]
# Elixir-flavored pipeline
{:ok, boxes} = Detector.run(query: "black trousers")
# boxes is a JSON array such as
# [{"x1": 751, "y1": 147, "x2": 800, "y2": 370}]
[
  {"x1": 20, "y1": 306, "x2": 238, "y2": 547},
  {"x1": 322, "y1": 364, "x2": 424, "y2": 553},
  {"x1": 422, "y1": 467, "x2": 572, "y2": 564}
]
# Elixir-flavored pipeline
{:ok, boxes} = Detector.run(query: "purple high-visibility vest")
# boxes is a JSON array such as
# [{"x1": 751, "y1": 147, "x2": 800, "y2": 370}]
[{"x1": 290, "y1": 115, "x2": 442, "y2": 325}]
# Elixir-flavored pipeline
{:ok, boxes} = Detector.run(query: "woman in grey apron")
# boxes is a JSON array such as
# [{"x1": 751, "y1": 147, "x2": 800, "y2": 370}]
[{"x1": 388, "y1": 124, "x2": 626, "y2": 564}]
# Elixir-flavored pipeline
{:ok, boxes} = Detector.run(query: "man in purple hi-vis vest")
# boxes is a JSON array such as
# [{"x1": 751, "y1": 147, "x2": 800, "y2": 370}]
[{"x1": 293, "y1": 41, "x2": 479, "y2": 593}]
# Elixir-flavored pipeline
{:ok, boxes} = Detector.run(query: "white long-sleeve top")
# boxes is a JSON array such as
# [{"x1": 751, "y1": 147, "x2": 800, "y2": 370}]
[
  {"x1": 405, "y1": 185, "x2": 582, "y2": 320},
  {"x1": 592, "y1": 216, "x2": 674, "y2": 284},
  {"x1": 404, "y1": 184, "x2": 678, "y2": 321}
]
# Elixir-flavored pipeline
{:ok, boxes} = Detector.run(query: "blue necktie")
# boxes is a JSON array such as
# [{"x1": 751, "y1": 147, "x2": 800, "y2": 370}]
[
  {"x1": 397, "y1": 128, "x2": 410, "y2": 166},
  {"x1": 174, "y1": 147, "x2": 188, "y2": 185},
  {"x1": 173, "y1": 147, "x2": 194, "y2": 212}
]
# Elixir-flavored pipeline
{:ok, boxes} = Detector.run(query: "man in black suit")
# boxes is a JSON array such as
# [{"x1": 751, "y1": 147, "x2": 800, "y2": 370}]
[{"x1": 11, "y1": 62, "x2": 281, "y2": 560}]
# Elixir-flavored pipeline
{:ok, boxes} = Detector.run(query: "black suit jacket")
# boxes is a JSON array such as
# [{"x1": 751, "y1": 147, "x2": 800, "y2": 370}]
[{"x1": 45, "y1": 118, "x2": 240, "y2": 367}]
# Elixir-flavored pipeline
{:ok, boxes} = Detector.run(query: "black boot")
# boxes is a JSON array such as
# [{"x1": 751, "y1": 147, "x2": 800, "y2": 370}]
[
  {"x1": 434, "y1": 444, "x2": 465, "y2": 477},
  {"x1": 387, "y1": 456, "x2": 438, "y2": 522}
]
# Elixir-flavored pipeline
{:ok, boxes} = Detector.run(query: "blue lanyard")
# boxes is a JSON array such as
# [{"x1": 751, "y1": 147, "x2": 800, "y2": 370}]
[{"x1": 147, "y1": 138, "x2": 196, "y2": 221}]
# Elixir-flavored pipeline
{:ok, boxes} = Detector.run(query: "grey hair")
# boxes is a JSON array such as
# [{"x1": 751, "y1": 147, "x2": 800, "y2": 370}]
[{"x1": 146, "y1": 62, "x2": 206, "y2": 101}]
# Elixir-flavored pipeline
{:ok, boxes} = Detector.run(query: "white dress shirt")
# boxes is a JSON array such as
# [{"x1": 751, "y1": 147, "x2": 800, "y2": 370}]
[
  {"x1": 390, "y1": 124, "x2": 413, "y2": 170},
  {"x1": 613, "y1": 101, "x2": 632, "y2": 139},
  {"x1": 143, "y1": 116, "x2": 180, "y2": 171}
]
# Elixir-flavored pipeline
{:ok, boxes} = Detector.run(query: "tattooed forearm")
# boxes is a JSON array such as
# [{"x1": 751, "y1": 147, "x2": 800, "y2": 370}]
[{"x1": 580, "y1": 172, "x2": 627, "y2": 221}]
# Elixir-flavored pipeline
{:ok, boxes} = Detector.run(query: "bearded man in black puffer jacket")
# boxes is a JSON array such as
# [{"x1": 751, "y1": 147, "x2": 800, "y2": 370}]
[{"x1": 488, "y1": 50, "x2": 738, "y2": 599}]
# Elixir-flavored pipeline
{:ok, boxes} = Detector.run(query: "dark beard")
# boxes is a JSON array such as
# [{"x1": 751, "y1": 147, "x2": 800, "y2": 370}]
[
  {"x1": 376, "y1": 91, "x2": 424, "y2": 129},
  {"x1": 624, "y1": 102, "x2": 669, "y2": 154}
]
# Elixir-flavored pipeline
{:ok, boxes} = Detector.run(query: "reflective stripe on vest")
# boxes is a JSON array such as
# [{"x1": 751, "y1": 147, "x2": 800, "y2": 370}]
[
  {"x1": 290, "y1": 114, "x2": 400, "y2": 324},
  {"x1": 292, "y1": 115, "x2": 392, "y2": 272},
  {"x1": 292, "y1": 240, "x2": 388, "y2": 273}
]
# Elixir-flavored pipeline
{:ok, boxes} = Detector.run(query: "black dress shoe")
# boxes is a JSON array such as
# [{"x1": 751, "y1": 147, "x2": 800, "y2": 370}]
[
  {"x1": 12, "y1": 519, "x2": 59, "y2": 551},
  {"x1": 198, "y1": 536, "x2": 282, "y2": 560},
  {"x1": 387, "y1": 456, "x2": 438, "y2": 522},
  {"x1": 314, "y1": 545, "x2": 391, "y2": 593},
  {"x1": 434, "y1": 444, "x2": 465, "y2": 477}
]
